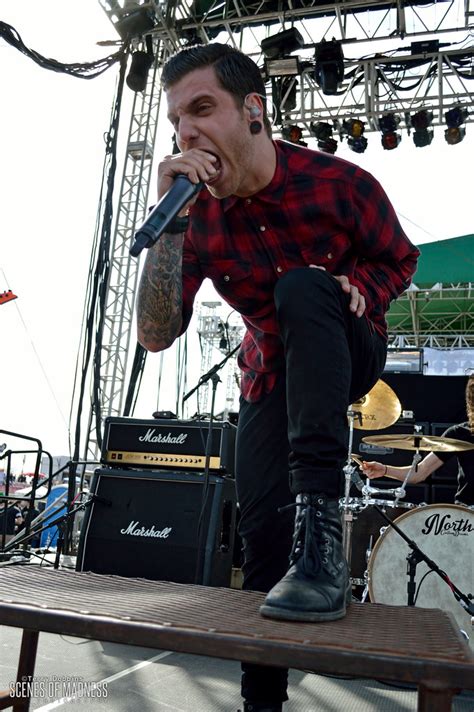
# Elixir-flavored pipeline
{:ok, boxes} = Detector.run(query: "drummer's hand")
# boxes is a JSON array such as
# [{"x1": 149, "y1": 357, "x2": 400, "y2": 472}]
[
  {"x1": 309, "y1": 266, "x2": 366, "y2": 317},
  {"x1": 361, "y1": 461, "x2": 386, "y2": 479}
]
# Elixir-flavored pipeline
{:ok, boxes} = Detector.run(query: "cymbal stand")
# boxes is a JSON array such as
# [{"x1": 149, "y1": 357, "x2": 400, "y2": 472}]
[
  {"x1": 341, "y1": 409, "x2": 362, "y2": 568},
  {"x1": 393, "y1": 450, "x2": 422, "y2": 505},
  {"x1": 361, "y1": 449, "x2": 422, "y2": 508}
]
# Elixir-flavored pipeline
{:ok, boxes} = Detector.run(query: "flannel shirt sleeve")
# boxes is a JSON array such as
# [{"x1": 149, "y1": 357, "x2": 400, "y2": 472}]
[{"x1": 349, "y1": 168, "x2": 420, "y2": 316}]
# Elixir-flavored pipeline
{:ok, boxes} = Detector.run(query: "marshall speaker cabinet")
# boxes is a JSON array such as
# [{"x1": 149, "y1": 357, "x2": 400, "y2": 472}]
[
  {"x1": 100, "y1": 416, "x2": 236, "y2": 473},
  {"x1": 76, "y1": 468, "x2": 237, "y2": 587}
]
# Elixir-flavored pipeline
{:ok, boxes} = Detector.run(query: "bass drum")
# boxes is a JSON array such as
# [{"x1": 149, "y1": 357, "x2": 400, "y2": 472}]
[
  {"x1": 348, "y1": 499, "x2": 415, "y2": 585},
  {"x1": 368, "y1": 504, "x2": 474, "y2": 648}
]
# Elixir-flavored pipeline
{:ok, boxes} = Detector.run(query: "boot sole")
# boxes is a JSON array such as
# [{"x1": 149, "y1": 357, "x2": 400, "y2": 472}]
[
  {"x1": 259, "y1": 603, "x2": 347, "y2": 622},
  {"x1": 259, "y1": 586, "x2": 352, "y2": 623}
]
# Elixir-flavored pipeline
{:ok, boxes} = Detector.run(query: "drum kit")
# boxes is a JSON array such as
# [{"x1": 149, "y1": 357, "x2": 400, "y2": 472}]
[{"x1": 342, "y1": 379, "x2": 474, "y2": 646}]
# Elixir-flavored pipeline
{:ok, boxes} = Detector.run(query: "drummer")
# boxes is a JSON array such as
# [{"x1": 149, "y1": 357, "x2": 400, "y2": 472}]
[{"x1": 362, "y1": 375, "x2": 474, "y2": 506}]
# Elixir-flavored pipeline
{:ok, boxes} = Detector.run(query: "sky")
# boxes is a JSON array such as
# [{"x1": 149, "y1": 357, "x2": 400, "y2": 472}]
[{"x1": 0, "y1": 0, "x2": 473, "y2": 475}]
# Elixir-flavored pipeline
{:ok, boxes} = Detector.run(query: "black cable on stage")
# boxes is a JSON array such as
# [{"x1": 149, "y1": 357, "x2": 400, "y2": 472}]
[{"x1": 69, "y1": 51, "x2": 129, "y2": 461}]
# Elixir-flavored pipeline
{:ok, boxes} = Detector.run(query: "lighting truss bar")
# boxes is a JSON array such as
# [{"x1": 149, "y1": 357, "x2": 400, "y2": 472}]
[{"x1": 99, "y1": 0, "x2": 471, "y2": 49}]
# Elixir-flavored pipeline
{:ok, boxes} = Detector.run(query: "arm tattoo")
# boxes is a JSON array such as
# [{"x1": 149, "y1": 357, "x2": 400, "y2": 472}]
[{"x1": 137, "y1": 233, "x2": 184, "y2": 350}]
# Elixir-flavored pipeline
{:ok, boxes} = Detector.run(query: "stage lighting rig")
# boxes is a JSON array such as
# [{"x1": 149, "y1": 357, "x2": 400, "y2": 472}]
[
  {"x1": 444, "y1": 106, "x2": 468, "y2": 145},
  {"x1": 314, "y1": 40, "x2": 344, "y2": 95},
  {"x1": 310, "y1": 121, "x2": 338, "y2": 154},
  {"x1": 378, "y1": 113, "x2": 402, "y2": 151}
]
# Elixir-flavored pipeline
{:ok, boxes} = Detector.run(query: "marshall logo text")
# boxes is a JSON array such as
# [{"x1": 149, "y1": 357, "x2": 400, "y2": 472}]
[
  {"x1": 138, "y1": 428, "x2": 188, "y2": 445},
  {"x1": 120, "y1": 521, "x2": 173, "y2": 538},
  {"x1": 421, "y1": 512, "x2": 474, "y2": 537}
]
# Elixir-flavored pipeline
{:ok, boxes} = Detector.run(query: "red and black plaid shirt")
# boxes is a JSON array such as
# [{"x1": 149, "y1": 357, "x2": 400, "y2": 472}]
[{"x1": 181, "y1": 140, "x2": 419, "y2": 402}]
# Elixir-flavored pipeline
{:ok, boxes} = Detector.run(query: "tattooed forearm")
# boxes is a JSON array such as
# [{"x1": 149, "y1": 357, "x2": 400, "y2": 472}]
[{"x1": 137, "y1": 233, "x2": 184, "y2": 351}]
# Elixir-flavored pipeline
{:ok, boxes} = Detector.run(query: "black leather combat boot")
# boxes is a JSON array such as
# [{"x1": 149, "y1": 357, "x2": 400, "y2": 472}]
[{"x1": 259, "y1": 494, "x2": 350, "y2": 622}]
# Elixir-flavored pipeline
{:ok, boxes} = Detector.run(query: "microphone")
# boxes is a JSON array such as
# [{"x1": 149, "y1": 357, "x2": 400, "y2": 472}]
[
  {"x1": 350, "y1": 469, "x2": 365, "y2": 492},
  {"x1": 130, "y1": 174, "x2": 202, "y2": 257}
]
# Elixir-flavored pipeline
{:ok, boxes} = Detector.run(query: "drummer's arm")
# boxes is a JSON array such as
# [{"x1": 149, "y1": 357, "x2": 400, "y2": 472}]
[{"x1": 362, "y1": 452, "x2": 443, "y2": 484}]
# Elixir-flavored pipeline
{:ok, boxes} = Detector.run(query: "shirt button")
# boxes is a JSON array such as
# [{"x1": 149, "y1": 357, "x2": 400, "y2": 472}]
[
  {"x1": 223, "y1": 275, "x2": 230, "y2": 282},
  {"x1": 259, "y1": 225, "x2": 266, "y2": 231},
  {"x1": 246, "y1": 198, "x2": 252, "y2": 205},
  {"x1": 327, "y1": 252, "x2": 333, "y2": 259},
  {"x1": 276, "y1": 266, "x2": 283, "y2": 273}
]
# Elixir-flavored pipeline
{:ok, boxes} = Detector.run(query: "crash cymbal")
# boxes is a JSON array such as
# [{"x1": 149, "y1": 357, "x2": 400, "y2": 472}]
[
  {"x1": 350, "y1": 379, "x2": 401, "y2": 431},
  {"x1": 361, "y1": 433, "x2": 474, "y2": 452}
]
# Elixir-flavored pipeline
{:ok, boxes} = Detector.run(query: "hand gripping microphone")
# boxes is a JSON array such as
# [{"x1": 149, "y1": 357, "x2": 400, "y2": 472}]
[{"x1": 130, "y1": 174, "x2": 202, "y2": 257}]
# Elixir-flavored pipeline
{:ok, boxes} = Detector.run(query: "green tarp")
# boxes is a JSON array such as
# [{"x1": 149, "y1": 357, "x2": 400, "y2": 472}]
[{"x1": 412, "y1": 234, "x2": 474, "y2": 287}]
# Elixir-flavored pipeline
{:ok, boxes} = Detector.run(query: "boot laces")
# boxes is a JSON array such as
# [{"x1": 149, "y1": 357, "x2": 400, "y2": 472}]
[{"x1": 279, "y1": 496, "x2": 330, "y2": 573}]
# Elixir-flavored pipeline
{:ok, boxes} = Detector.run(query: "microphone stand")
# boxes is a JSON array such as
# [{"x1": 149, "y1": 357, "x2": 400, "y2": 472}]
[
  {"x1": 372, "y1": 504, "x2": 474, "y2": 616},
  {"x1": 182, "y1": 343, "x2": 240, "y2": 585},
  {"x1": 182, "y1": 344, "x2": 240, "y2": 407},
  {"x1": 1, "y1": 497, "x2": 96, "y2": 569}
]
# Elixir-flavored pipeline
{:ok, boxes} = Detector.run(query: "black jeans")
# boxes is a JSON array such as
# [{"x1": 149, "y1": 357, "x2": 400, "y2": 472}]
[{"x1": 235, "y1": 268, "x2": 387, "y2": 704}]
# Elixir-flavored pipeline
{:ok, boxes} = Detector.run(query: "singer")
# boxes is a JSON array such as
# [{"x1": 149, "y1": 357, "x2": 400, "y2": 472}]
[{"x1": 136, "y1": 43, "x2": 419, "y2": 712}]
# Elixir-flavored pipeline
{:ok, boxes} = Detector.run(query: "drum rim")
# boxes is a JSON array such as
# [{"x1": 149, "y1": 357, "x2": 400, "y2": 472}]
[{"x1": 367, "y1": 502, "x2": 474, "y2": 603}]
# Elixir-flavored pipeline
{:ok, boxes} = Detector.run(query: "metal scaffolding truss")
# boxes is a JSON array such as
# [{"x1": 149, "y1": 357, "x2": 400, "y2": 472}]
[
  {"x1": 85, "y1": 35, "x2": 166, "y2": 458},
  {"x1": 99, "y1": 1, "x2": 474, "y2": 138},
  {"x1": 196, "y1": 302, "x2": 245, "y2": 415},
  {"x1": 387, "y1": 282, "x2": 474, "y2": 348}
]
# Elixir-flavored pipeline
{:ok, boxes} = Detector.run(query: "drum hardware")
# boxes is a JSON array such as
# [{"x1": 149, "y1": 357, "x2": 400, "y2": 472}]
[
  {"x1": 362, "y1": 425, "x2": 426, "y2": 507},
  {"x1": 341, "y1": 409, "x2": 360, "y2": 569}
]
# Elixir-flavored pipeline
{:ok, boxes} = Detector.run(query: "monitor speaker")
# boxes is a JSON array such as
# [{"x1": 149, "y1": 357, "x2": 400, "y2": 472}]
[{"x1": 76, "y1": 468, "x2": 237, "y2": 587}]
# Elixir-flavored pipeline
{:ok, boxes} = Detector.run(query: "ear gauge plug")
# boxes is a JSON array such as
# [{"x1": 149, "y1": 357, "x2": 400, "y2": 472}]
[{"x1": 249, "y1": 121, "x2": 263, "y2": 134}]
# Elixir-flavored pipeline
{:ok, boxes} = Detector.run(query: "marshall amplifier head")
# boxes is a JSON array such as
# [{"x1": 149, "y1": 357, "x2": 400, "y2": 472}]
[
  {"x1": 101, "y1": 417, "x2": 236, "y2": 473},
  {"x1": 76, "y1": 467, "x2": 237, "y2": 586}
]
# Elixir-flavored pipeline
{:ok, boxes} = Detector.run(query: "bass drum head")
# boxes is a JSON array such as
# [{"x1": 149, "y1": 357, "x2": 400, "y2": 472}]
[{"x1": 368, "y1": 504, "x2": 474, "y2": 648}]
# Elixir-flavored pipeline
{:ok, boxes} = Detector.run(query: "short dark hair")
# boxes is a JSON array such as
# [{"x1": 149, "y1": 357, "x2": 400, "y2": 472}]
[{"x1": 162, "y1": 43, "x2": 272, "y2": 137}]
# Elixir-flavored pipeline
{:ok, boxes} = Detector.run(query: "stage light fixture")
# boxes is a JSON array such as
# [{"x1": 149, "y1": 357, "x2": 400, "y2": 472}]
[
  {"x1": 343, "y1": 118, "x2": 365, "y2": 138},
  {"x1": 378, "y1": 114, "x2": 399, "y2": 133},
  {"x1": 126, "y1": 48, "x2": 154, "y2": 92},
  {"x1": 314, "y1": 39, "x2": 344, "y2": 95},
  {"x1": 411, "y1": 109, "x2": 434, "y2": 148},
  {"x1": 445, "y1": 126, "x2": 466, "y2": 145},
  {"x1": 347, "y1": 136, "x2": 368, "y2": 154},
  {"x1": 264, "y1": 57, "x2": 301, "y2": 77},
  {"x1": 444, "y1": 106, "x2": 468, "y2": 146},
  {"x1": 411, "y1": 109, "x2": 433, "y2": 130},
  {"x1": 282, "y1": 124, "x2": 307, "y2": 146},
  {"x1": 445, "y1": 106, "x2": 468, "y2": 128},
  {"x1": 381, "y1": 132, "x2": 402, "y2": 150},
  {"x1": 342, "y1": 118, "x2": 367, "y2": 153},
  {"x1": 310, "y1": 121, "x2": 338, "y2": 154},
  {"x1": 115, "y1": 6, "x2": 156, "y2": 40},
  {"x1": 261, "y1": 28, "x2": 304, "y2": 60},
  {"x1": 413, "y1": 127, "x2": 433, "y2": 148},
  {"x1": 378, "y1": 113, "x2": 402, "y2": 151}
]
